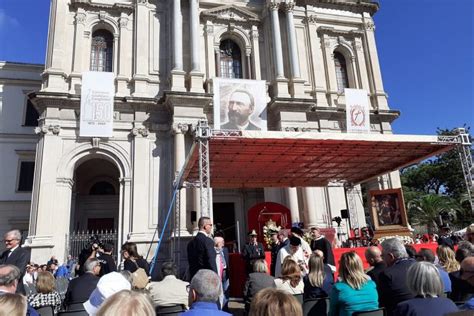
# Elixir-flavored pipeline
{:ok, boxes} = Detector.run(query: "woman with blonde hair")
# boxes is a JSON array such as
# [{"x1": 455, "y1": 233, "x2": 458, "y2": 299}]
[
  {"x1": 249, "y1": 288, "x2": 302, "y2": 316},
  {"x1": 0, "y1": 293, "x2": 27, "y2": 316},
  {"x1": 27, "y1": 271, "x2": 62, "y2": 313},
  {"x1": 274, "y1": 257, "x2": 304, "y2": 294},
  {"x1": 303, "y1": 251, "x2": 334, "y2": 299},
  {"x1": 437, "y1": 245, "x2": 460, "y2": 273},
  {"x1": 393, "y1": 261, "x2": 458, "y2": 316},
  {"x1": 96, "y1": 290, "x2": 155, "y2": 316},
  {"x1": 329, "y1": 252, "x2": 378, "y2": 316}
]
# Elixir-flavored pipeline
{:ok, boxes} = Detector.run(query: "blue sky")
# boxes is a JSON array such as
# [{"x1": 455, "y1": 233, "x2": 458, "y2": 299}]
[{"x1": 0, "y1": 0, "x2": 472, "y2": 135}]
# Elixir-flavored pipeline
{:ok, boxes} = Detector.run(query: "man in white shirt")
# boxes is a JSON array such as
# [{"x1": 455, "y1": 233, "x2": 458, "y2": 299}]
[
  {"x1": 148, "y1": 262, "x2": 189, "y2": 308},
  {"x1": 275, "y1": 236, "x2": 308, "y2": 277}
]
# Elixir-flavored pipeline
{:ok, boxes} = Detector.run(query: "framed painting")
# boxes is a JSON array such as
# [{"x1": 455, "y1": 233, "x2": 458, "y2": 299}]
[{"x1": 369, "y1": 188, "x2": 409, "y2": 232}]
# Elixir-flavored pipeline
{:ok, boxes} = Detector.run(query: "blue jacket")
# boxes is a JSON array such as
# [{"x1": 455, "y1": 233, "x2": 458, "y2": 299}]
[
  {"x1": 181, "y1": 302, "x2": 232, "y2": 316},
  {"x1": 329, "y1": 280, "x2": 379, "y2": 316},
  {"x1": 303, "y1": 264, "x2": 334, "y2": 299},
  {"x1": 393, "y1": 297, "x2": 459, "y2": 316}
]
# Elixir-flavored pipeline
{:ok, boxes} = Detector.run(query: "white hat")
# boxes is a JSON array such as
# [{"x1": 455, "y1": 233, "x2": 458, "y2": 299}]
[{"x1": 83, "y1": 272, "x2": 131, "y2": 315}]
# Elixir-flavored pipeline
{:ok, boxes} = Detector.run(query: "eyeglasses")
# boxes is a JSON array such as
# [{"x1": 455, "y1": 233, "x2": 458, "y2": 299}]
[{"x1": 3, "y1": 239, "x2": 16, "y2": 243}]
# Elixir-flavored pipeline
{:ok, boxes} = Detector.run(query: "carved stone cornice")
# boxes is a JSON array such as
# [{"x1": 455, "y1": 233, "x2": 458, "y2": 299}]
[
  {"x1": 317, "y1": 26, "x2": 364, "y2": 37},
  {"x1": 34, "y1": 124, "x2": 61, "y2": 136},
  {"x1": 201, "y1": 5, "x2": 260, "y2": 25},
  {"x1": 70, "y1": 0, "x2": 134, "y2": 13},
  {"x1": 307, "y1": 0, "x2": 379, "y2": 15}
]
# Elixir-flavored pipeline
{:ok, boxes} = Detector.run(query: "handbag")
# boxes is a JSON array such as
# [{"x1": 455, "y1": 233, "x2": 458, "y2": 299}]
[{"x1": 130, "y1": 259, "x2": 149, "y2": 289}]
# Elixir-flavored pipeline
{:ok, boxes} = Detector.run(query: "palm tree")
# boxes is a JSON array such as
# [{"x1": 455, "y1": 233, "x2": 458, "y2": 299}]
[{"x1": 407, "y1": 194, "x2": 459, "y2": 234}]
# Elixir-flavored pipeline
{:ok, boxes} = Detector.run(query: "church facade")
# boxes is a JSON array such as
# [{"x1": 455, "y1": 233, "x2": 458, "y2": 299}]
[{"x1": 1, "y1": 0, "x2": 402, "y2": 264}]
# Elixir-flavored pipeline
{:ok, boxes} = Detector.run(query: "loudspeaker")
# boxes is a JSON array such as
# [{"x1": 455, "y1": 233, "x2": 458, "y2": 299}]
[{"x1": 340, "y1": 209, "x2": 349, "y2": 219}]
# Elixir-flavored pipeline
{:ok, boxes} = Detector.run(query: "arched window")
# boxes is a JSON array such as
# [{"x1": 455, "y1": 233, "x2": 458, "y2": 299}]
[
  {"x1": 89, "y1": 181, "x2": 116, "y2": 195},
  {"x1": 90, "y1": 30, "x2": 113, "y2": 72},
  {"x1": 334, "y1": 52, "x2": 349, "y2": 93},
  {"x1": 219, "y1": 39, "x2": 242, "y2": 78}
]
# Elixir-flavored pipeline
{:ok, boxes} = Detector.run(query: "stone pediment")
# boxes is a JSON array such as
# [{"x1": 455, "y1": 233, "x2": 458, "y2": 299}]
[{"x1": 201, "y1": 5, "x2": 260, "y2": 24}]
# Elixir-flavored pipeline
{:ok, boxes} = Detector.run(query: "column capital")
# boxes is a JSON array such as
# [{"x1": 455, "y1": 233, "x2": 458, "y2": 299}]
[
  {"x1": 131, "y1": 127, "x2": 149, "y2": 137},
  {"x1": 34, "y1": 124, "x2": 61, "y2": 136},
  {"x1": 283, "y1": 3, "x2": 295, "y2": 13},
  {"x1": 75, "y1": 12, "x2": 87, "y2": 25},
  {"x1": 204, "y1": 24, "x2": 214, "y2": 35},
  {"x1": 173, "y1": 123, "x2": 190, "y2": 134},
  {"x1": 303, "y1": 15, "x2": 317, "y2": 25},
  {"x1": 119, "y1": 177, "x2": 132, "y2": 184},
  {"x1": 268, "y1": 3, "x2": 280, "y2": 11},
  {"x1": 364, "y1": 21, "x2": 375, "y2": 31},
  {"x1": 119, "y1": 16, "x2": 129, "y2": 29}
]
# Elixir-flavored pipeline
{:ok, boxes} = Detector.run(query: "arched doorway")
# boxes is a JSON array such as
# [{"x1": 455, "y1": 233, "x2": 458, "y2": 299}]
[{"x1": 71, "y1": 158, "x2": 119, "y2": 232}]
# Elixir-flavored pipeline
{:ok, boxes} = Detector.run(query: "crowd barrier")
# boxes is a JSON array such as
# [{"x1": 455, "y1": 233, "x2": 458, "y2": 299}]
[{"x1": 228, "y1": 242, "x2": 441, "y2": 298}]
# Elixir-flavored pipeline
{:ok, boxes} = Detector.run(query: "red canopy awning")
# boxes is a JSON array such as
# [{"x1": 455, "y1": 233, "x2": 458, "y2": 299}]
[{"x1": 181, "y1": 131, "x2": 456, "y2": 188}]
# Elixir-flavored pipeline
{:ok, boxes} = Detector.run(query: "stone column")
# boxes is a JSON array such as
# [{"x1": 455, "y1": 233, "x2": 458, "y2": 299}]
[
  {"x1": 119, "y1": 177, "x2": 132, "y2": 248},
  {"x1": 363, "y1": 17, "x2": 388, "y2": 110},
  {"x1": 269, "y1": 3, "x2": 289, "y2": 97},
  {"x1": 214, "y1": 48, "x2": 221, "y2": 77},
  {"x1": 321, "y1": 35, "x2": 338, "y2": 106},
  {"x1": 286, "y1": 187, "x2": 300, "y2": 223},
  {"x1": 204, "y1": 22, "x2": 216, "y2": 80},
  {"x1": 306, "y1": 16, "x2": 328, "y2": 106},
  {"x1": 284, "y1": 2, "x2": 305, "y2": 97},
  {"x1": 353, "y1": 37, "x2": 370, "y2": 92},
  {"x1": 250, "y1": 26, "x2": 261, "y2": 80},
  {"x1": 173, "y1": 124, "x2": 190, "y2": 236},
  {"x1": 188, "y1": 0, "x2": 204, "y2": 92},
  {"x1": 133, "y1": 1, "x2": 149, "y2": 96},
  {"x1": 69, "y1": 9, "x2": 86, "y2": 94},
  {"x1": 171, "y1": 0, "x2": 186, "y2": 91},
  {"x1": 303, "y1": 187, "x2": 318, "y2": 227},
  {"x1": 117, "y1": 13, "x2": 131, "y2": 96}
]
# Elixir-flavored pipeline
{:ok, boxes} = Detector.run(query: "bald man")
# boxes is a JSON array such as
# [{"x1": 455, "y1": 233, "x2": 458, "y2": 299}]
[{"x1": 365, "y1": 246, "x2": 386, "y2": 285}]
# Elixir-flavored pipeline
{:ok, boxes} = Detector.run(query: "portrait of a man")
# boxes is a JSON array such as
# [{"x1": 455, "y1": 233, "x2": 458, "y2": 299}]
[
  {"x1": 221, "y1": 89, "x2": 260, "y2": 131},
  {"x1": 213, "y1": 78, "x2": 267, "y2": 131}
]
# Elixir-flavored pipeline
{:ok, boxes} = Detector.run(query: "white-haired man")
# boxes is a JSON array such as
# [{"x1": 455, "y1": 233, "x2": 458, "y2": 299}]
[
  {"x1": 182, "y1": 269, "x2": 231, "y2": 315},
  {"x1": 378, "y1": 238, "x2": 416, "y2": 316},
  {"x1": 0, "y1": 229, "x2": 30, "y2": 294}
]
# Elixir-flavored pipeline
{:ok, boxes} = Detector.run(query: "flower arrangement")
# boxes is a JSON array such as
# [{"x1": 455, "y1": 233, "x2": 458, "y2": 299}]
[
  {"x1": 263, "y1": 219, "x2": 281, "y2": 249},
  {"x1": 377, "y1": 235, "x2": 414, "y2": 245}
]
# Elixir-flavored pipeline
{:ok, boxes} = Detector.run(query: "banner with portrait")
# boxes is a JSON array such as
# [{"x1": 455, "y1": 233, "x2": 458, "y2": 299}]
[
  {"x1": 213, "y1": 78, "x2": 267, "y2": 131},
  {"x1": 345, "y1": 88, "x2": 370, "y2": 133},
  {"x1": 80, "y1": 71, "x2": 115, "y2": 137}
]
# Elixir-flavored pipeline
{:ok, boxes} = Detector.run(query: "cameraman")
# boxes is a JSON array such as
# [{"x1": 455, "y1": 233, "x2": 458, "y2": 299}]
[
  {"x1": 76, "y1": 237, "x2": 102, "y2": 277},
  {"x1": 97, "y1": 243, "x2": 117, "y2": 276}
]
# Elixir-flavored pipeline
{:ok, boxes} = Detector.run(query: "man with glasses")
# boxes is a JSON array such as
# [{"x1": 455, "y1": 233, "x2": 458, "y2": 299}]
[
  {"x1": 0, "y1": 230, "x2": 30, "y2": 295},
  {"x1": 187, "y1": 217, "x2": 217, "y2": 279}
]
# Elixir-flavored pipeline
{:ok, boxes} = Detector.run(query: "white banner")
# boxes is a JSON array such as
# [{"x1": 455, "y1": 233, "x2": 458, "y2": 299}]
[
  {"x1": 345, "y1": 88, "x2": 370, "y2": 133},
  {"x1": 80, "y1": 71, "x2": 114, "y2": 137},
  {"x1": 214, "y1": 78, "x2": 267, "y2": 131}
]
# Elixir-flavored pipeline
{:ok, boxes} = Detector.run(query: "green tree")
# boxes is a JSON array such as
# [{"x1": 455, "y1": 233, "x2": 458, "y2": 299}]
[{"x1": 407, "y1": 194, "x2": 459, "y2": 233}]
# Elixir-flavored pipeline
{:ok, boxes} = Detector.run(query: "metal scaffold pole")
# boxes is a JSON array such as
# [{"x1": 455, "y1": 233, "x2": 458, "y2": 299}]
[{"x1": 196, "y1": 119, "x2": 211, "y2": 217}]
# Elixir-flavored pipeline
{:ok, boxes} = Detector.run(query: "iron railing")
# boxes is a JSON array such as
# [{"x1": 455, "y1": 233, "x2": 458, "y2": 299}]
[{"x1": 67, "y1": 229, "x2": 118, "y2": 259}]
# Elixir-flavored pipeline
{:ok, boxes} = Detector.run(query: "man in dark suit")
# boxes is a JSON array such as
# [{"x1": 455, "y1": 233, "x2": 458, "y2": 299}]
[
  {"x1": 64, "y1": 258, "x2": 101, "y2": 307},
  {"x1": 365, "y1": 246, "x2": 386, "y2": 285},
  {"x1": 0, "y1": 229, "x2": 30, "y2": 295},
  {"x1": 187, "y1": 217, "x2": 217, "y2": 279},
  {"x1": 242, "y1": 230, "x2": 265, "y2": 275},
  {"x1": 378, "y1": 238, "x2": 416, "y2": 316},
  {"x1": 269, "y1": 230, "x2": 280, "y2": 276},
  {"x1": 220, "y1": 89, "x2": 261, "y2": 131}
]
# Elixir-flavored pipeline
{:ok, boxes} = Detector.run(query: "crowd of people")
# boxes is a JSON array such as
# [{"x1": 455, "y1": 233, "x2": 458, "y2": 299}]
[{"x1": 0, "y1": 221, "x2": 473, "y2": 316}]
